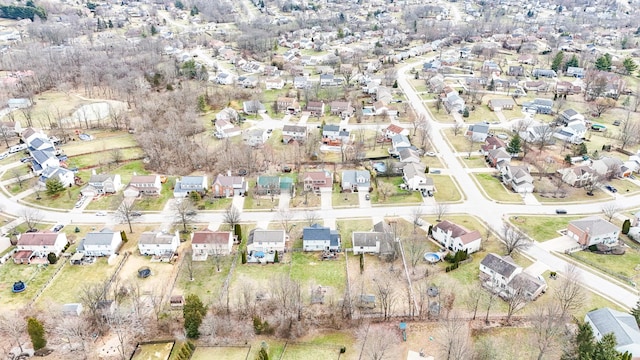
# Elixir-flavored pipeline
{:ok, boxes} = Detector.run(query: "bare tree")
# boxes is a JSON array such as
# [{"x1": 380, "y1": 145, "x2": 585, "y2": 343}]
[
  {"x1": 501, "y1": 222, "x2": 532, "y2": 255},
  {"x1": 223, "y1": 205, "x2": 241, "y2": 229},
  {"x1": 583, "y1": 174, "x2": 603, "y2": 196},
  {"x1": 589, "y1": 97, "x2": 616, "y2": 118},
  {"x1": 503, "y1": 279, "x2": 529, "y2": 323},
  {"x1": 276, "y1": 208, "x2": 296, "y2": 234},
  {"x1": 184, "y1": 250, "x2": 195, "y2": 281},
  {"x1": 0, "y1": 311, "x2": 27, "y2": 354},
  {"x1": 269, "y1": 274, "x2": 302, "y2": 321},
  {"x1": 79, "y1": 281, "x2": 109, "y2": 330},
  {"x1": 303, "y1": 210, "x2": 320, "y2": 226},
  {"x1": 452, "y1": 122, "x2": 463, "y2": 136},
  {"x1": 436, "y1": 313, "x2": 472, "y2": 360},
  {"x1": 601, "y1": 203, "x2": 619, "y2": 222},
  {"x1": 20, "y1": 208, "x2": 42, "y2": 231},
  {"x1": 55, "y1": 315, "x2": 94, "y2": 359},
  {"x1": 374, "y1": 273, "x2": 397, "y2": 320},
  {"x1": 173, "y1": 198, "x2": 197, "y2": 233},
  {"x1": 404, "y1": 233, "x2": 429, "y2": 274},
  {"x1": 377, "y1": 182, "x2": 395, "y2": 201},
  {"x1": 531, "y1": 302, "x2": 565, "y2": 360},
  {"x1": 434, "y1": 202, "x2": 449, "y2": 222},
  {"x1": 113, "y1": 196, "x2": 136, "y2": 233},
  {"x1": 617, "y1": 118, "x2": 640, "y2": 150},
  {"x1": 360, "y1": 325, "x2": 398, "y2": 360},
  {"x1": 107, "y1": 310, "x2": 145, "y2": 360},
  {"x1": 554, "y1": 264, "x2": 586, "y2": 320},
  {"x1": 12, "y1": 170, "x2": 25, "y2": 189},
  {"x1": 411, "y1": 206, "x2": 424, "y2": 233},
  {"x1": 463, "y1": 283, "x2": 484, "y2": 320}
]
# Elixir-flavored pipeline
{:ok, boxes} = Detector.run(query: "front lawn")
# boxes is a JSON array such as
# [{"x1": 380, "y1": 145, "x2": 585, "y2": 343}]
[
  {"x1": 336, "y1": 218, "x2": 373, "y2": 249},
  {"x1": 432, "y1": 175, "x2": 462, "y2": 202},
  {"x1": 23, "y1": 185, "x2": 84, "y2": 210},
  {"x1": 569, "y1": 248, "x2": 640, "y2": 282},
  {"x1": 372, "y1": 176, "x2": 422, "y2": 205},
  {"x1": 6, "y1": 177, "x2": 37, "y2": 196},
  {"x1": 443, "y1": 128, "x2": 482, "y2": 153},
  {"x1": 134, "y1": 180, "x2": 175, "y2": 211},
  {"x1": 331, "y1": 185, "x2": 360, "y2": 207},
  {"x1": 243, "y1": 194, "x2": 280, "y2": 210},
  {"x1": 473, "y1": 173, "x2": 523, "y2": 203},
  {"x1": 290, "y1": 190, "x2": 321, "y2": 208},
  {"x1": 460, "y1": 156, "x2": 489, "y2": 168},
  {"x1": 509, "y1": 215, "x2": 582, "y2": 242}
]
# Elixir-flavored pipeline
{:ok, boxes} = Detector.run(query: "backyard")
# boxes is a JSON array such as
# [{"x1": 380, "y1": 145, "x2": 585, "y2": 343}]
[
  {"x1": 0, "y1": 260, "x2": 63, "y2": 309},
  {"x1": 131, "y1": 342, "x2": 174, "y2": 360}
]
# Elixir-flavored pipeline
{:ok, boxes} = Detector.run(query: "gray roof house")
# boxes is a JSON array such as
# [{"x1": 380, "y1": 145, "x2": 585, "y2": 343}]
[
  {"x1": 585, "y1": 308, "x2": 640, "y2": 357},
  {"x1": 522, "y1": 98, "x2": 553, "y2": 114},
  {"x1": 247, "y1": 228, "x2": 286, "y2": 253},
  {"x1": 302, "y1": 224, "x2": 341, "y2": 251},
  {"x1": 341, "y1": 170, "x2": 371, "y2": 192},
  {"x1": 352, "y1": 221, "x2": 395, "y2": 255},
  {"x1": 243, "y1": 100, "x2": 266, "y2": 114},
  {"x1": 479, "y1": 253, "x2": 546, "y2": 300},
  {"x1": 77, "y1": 229, "x2": 122, "y2": 257},
  {"x1": 173, "y1": 176, "x2": 208, "y2": 198},
  {"x1": 467, "y1": 123, "x2": 490, "y2": 142},
  {"x1": 82, "y1": 174, "x2": 123, "y2": 196},
  {"x1": 138, "y1": 230, "x2": 180, "y2": 256}
]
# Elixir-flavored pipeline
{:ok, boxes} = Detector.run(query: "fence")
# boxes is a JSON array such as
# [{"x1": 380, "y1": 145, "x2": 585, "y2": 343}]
[{"x1": 29, "y1": 259, "x2": 67, "y2": 306}]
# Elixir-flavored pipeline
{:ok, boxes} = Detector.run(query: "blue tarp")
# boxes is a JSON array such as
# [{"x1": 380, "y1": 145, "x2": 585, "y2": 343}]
[{"x1": 255, "y1": 251, "x2": 265, "y2": 258}]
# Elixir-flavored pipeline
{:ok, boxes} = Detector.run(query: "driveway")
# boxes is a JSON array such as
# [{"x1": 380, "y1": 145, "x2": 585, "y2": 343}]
[
  {"x1": 279, "y1": 192, "x2": 291, "y2": 210},
  {"x1": 539, "y1": 235, "x2": 581, "y2": 253},
  {"x1": 298, "y1": 112, "x2": 310, "y2": 125},
  {"x1": 358, "y1": 191, "x2": 371, "y2": 209},
  {"x1": 320, "y1": 190, "x2": 332, "y2": 210},
  {"x1": 232, "y1": 194, "x2": 245, "y2": 211}
]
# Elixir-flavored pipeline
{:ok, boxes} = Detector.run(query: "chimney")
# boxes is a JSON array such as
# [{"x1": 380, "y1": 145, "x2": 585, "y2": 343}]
[
  {"x1": 91, "y1": 169, "x2": 96, "y2": 175},
  {"x1": 227, "y1": 170, "x2": 231, "y2": 176}
]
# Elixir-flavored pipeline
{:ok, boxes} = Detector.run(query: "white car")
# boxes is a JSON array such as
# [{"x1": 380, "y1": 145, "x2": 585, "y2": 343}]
[
  {"x1": 0, "y1": 152, "x2": 8, "y2": 160},
  {"x1": 95, "y1": 211, "x2": 107, "y2": 216}
]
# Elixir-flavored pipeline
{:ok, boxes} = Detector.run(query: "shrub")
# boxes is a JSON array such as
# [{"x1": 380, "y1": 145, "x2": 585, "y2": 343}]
[
  {"x1": 623, "y1": 219, "x2": 631, "y2": 235},
  {"x1": 47, "y1": 252, "x2": 57, "y2": 264},
  {"x1": 27, "y1": 317, "x2": 47, "y2": 350},
  {"x1": 241, "y1": 250, "x2": 247, "y2": 264}
]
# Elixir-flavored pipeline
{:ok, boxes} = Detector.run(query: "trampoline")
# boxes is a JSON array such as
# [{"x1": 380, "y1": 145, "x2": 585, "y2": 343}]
[
  {"x1": 138, "y1": 267, "x2": 151, "y2": 278},
  {"x1": 12, "y1": 281, "x2": 26, "y2": 293}
]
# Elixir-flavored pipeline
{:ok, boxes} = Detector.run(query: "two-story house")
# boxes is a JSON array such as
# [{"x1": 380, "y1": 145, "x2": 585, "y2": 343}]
[
  {"x1": 567, "y1": 216, "x2": 620, "y2": 247},
  {"x1": 211, "y1": 174, "x2": 247, "y2": 197},
  {"x1": 330, "y1": 101, "x2": 353, "y2": 118},
  {"x1": 243, "y1": 128, "x2": 270, "y2": 147},
  {"x1": 82, "y1": 174, "x2": 122, "y2": 197},
  {"x1": 39, "y1": 166, "x2": 75, "y2": 188},
  {"x1": 302, "y1": 224, "x2": 341, "y2": 251},
  {"x1": 558, "y1": 166, "x2": 599, "y2": 187},
  {"x1": 402, "y1": 163, "x2": 434, "y2": 193},
  {"x1": 341, "y1": 170, "x2": 371, "y2": 192},
  {"x1": 352, "y1": 221, "x2": 395, "y2": 256},
  {"x1": 479, "y1": 253, "x2": 546, "y2": 300},
  {"x1": 14, "y1": 232, "x2": 68, "y2": 264},
  {"x1": 301, "y1": 170, "x2": 333, "y2": 192},
  {"x1": 432, "y1": 220, "x2": 482, "y2": 254},
  {"x1": 282, "y1": 125, "x2": 307, "y2": 144},
  {"x1": 277, "y1": 97, "x2": 301, "y2": 114},
  {"x1": 247, "y1": 228, "x2": 286, "y2": 254},
  {"x1": 501, "y1": 165, "x2": 534, "y2": 193},
  {"x1": 585, "y1": 308, "x2": 640, "y2": 358},
  {"x1": 77, "y1": 229, "x2": 122, "y2": 257},
  {"x1": 191, "y1": 230, "x2": 234, "y2": 260},
  {"x1": 384, "y1": 124, "x2": 409, "y2": 139},
  {"x1": 138, "y1": 230, "x2": 180, "y2": 256},
  {"x1": 305, "y1": 101, "x2": 325, "y2": 117},
  {"x1": 124, "y1": 175, "x2": 162, "y2": 197},
  {"x1": 467, "y1": 123, "x2": 490, "y2": 143},
  {"x1": 173, "y1": 176, "x2": 208, "y2": 198}
]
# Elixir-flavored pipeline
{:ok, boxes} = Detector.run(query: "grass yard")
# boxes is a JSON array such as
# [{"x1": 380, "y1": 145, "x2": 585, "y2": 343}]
[
  {"x1": 569, "y1": 248, "x2": 640, "y2": 281},
  {"x1": 509, "y1": 215, "x2": 582, "y2": 242},
  {"x1": 372, "y1": 176, "x2": 422, "y2": 205},
  {"x1": 472, "y1": 328, "x2": 541, "y2": 360},
  {"x1": 0, "y1": 164, "x2": 32, "y2": 182},
  {"x1": 332, "y1": 185, "x2": 360, "y2": 207},
  {"x1": 66, "y1": 147, "x2": 144, "y2": 170},
  {"x1": 609, "y1": 177, "x2": 640, "y2": 195},
  {"x1": 23, "y1": 185, "x2": 84, "y2": 210},
  {"x1": 134, "y1": 180, "x2": 174, "y2": 211},
  {"x1": 244, "y1": 194, "x2": 280, "y2": 210},
  {"x1": 432, "y1": 175, "x2": 462, "y2": 202},
  {"x1": 11, "y1": 91, "x2": 89, "y2": 126},
  {"x1": 176, "y1": 257, "x2": 234, "y2": 305},
  {"x1": 426, "y1": 102, "x2": 454, "y2": 123},
  {"x1": 5, "y1": 177, "x2": 37, "y2": 196},
  {"x1": 0, "y1": 260, "x2": 62, "y2": 309},
  {"x1": 197, "y1": 196, "x2": 233, "y2": 210},
  {"x1": 443, "y1": 128, "x2": 482, "y2": 153},
  {"x1": 61, "y1": 133, "x2": 138, "y2": 157},
  {"x1": 84, "y1": 194, "x2": 121, "y2": 211},
  {"x1": 473, "y1": 173, "x2": 523, "y2": 203},
  {"x1": 281, "y1": 343, "x2": 342, "y2": 360},
  {"x1": 290, "y1": 252, "x2": 346, "y2": 290},
  {"x1": 289, "y1": 190, "x2": 321, "y2": 208},
  {"x1": 336, "y1": 218, "x2": 372, "y2": 249},
  {"x1": 460, "y1": 156, "x2": 489, "y2": 168},
  {"x1": 190, "y1": 346, "x2": 251, "y2": 360},
  {"x1": 131, "y1": 342, "x2": 174, "y2": 360},
  {"x1": 37, "y1": 257, "x2": 114, "y2": 306}
]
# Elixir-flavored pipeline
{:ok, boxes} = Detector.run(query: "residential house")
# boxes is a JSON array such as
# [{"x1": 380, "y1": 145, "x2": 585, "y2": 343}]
[
  {"x1": 432, "y1": 220, "x2": 482, "y2": 254},
  {"x1": 320, "y1": 74, "x2": 335, "y2": 86},
  {"x1": 591, "y1": 157, "x2": 625, "y2": 179},
  {"x1": 566, "y1": 66, "x2": 585, "y2": 78},
  {"x1": 123, "y1": 175, "x2": 162, "y2": 197},
  {"x1": 567, "y1": 216, "x2": 620, "y2": 247},
  {"x1": 14, "y1": 232, "x2": 68, "y2": 264},
  {"x1": 519, "y1": 124, "x2": 554, "y2": 145},
  {"x1": 501, "y1": 165, "x2": 534, "y2": 193},
  {"x1": 487, "y1": 148, "x2": 512, "y2": 168},
  {"x1": 507, "y1": 65, "x2": 525, "y2": 77},
  {"x1": 215, "y1": 72, "x2": 235, "y2": 85},
  {"x1": 282, "y1": 125, "x2": 307, "y2": 144},
  {"x1": 341, "y1": 170, "x2": 371, "y2": 192},
  {"x1": 481, "y1": 137, "x2": 506, "y2": 154},
  {"x1": 559, "y1": 165, "x2": 599, "y2": 187},
  {"x1": 211, "y1": 174, "x2": 247, "y2": 197},
  {"x1": 553, "y1": 122, "x2": 586, "y2": 145},
  {"x1": 402, "y1": 163, "x2": 434, "y2": 192},
  {"x1": 0, "y1": 121, "x2": 21, "y2": 136},
  {"x1": 302, "y1": 170, "x2": 333, "y2": 192},
  {"x1": 30, "y1": 149, "x2": 60, "y2": 175},
  {"x1": 39, "y1": 166, "x2": 75, "y2": 188},
  {"x1": 384, "y1": 124, "x2": 409, "y2": 139},
  {"x1": 556, "y1": 81, "x2": 582, "y2": 95},
  {"x1": 524, "y1": 80, "x2": 549, "y2": 92},
  {"x1": 277, "y1": 97, "x2": 301, "y2": 114},
  {"x1": 242, "y1": 100, "x2": 266, "y2": 115},
  {"x1": 322, "y1": 124, "x2": 341, "y2": 140},
  {"x1": 398, "y1": 148, "x2": 422, "y2": 163},
  {"x1": 330, "y1": 100, "x2": 353, "y2": 117},
  {"x1": 61, "y1": 303, "x2": 83, "y2": 317},
  {"x1": 303, "y1": 224, "x2": 341, "y2": 251},
  {"x1": 265, "y1": 78, "x2": 285, "y2": 90},
  {"x1": 391, "y1": 134, "x2": 412, "y2": 151},
  {"x1": 243, "y1": 128, "x2": 269, "y2": 147},
  {"x1": 305, "y1": 101, "x2": 325, "y2": 116},
  {"x1": 215, "y1": 107, "x2": 238, "y2": 123},
  {"x1": 482, "y1": 60, "x2": 502, "y2": 75},
  {"x1": 533, "y1": 69, "x2": 557, "y2": 78},
  {"x1": 294, "y1": 76, "x2": 309, "y2": 89},
  {"x1": 479, "y1": 253, "x2": 547, "y2": 299},
  {"x1": 522, "y1": 98, "x2": 553, "y2": 114},
  {"x1": 246, "y1": 228, "x2": 286, "y2": 254},
  {"x1": 214, "y1": 119, "x2": 242, "y2": 139},
  {"x1": 77, "y1": 229, "x2": 122, "y2": 257},
  {"x1": 256, "y1": 176, "x2": 293, "y2": 195},
  {"x1": 487, "y1": 98, "x2": 516, "y2": 111},
  {"x1": 173, "y1": 176, "x2": 208, "y2": 198},
  {"x1": 559, "y1": 109, "x2": 586, "y2": 125},
  {"x1": 240, "y1": 76, "x2": 258, "y2": 88},
  {"x1": 352, "y1": 221, "x2": 395, "y2": 255},
  {"x1": 137, "y1": 230, "x2": 180, "y2": 256},
  {"x1": 443, "y1": 91, "x2": 465, "y2": 113},
  {"x1": 585, "y1": 308, "x2": 640, "y2": 358},
  {"x1": 82, "y1": 174, "x2": 122, "y2": 197},
  {"x1": 191, "y1": 230, "x2": 234, "y2": 260},
  {"x1": 467, "y1": 123, "x2": 490, "y2": 142}
]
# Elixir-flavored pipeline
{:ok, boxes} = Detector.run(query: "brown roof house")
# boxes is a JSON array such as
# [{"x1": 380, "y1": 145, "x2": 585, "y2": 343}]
[
  {"x1": 14, "y1": 232, "x2": 68, "y2": 264},
  {"x1": 302, "y1": 170, "x2": 333, "y2": 192},
  {"x1": 191, "y1": 230, "x2": 235, "y2": 260},
  {"x1": 211, "y1": 174, "x2": 248, "y2": 197},
  {"x1": 567, "y1": 216, "x2": 620, "y2": 247},
  {"x1": 277, "y1": 97, "x2": 301, "y2": 114},
  {"x1": 123, "y1": 175, "x2": 162, "y2": 197},
  {"x1": 432, "y1": 220, "x2": 481, "y2": 254}
]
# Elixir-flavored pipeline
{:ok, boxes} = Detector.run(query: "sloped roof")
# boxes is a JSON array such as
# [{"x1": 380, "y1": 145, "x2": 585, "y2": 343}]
[
  {"x1": 480, "y1": 253, "x2": 519, "y2": 278},
  {"x1": 587, "y1": 308, "x2": 640, "y2": 349},
  {"x1": 18, "y1": 232, "x2": 60, "y2": 246},
  {"x1": 247, "y1": 229, "x2": 285, "y2": 245},
  {"x1": 569, "y1": 216, "x2": 619, "y2": 236},
  {"x1": 84, "y1": 229, "x2": 118, "y2": 246},
  {"x1": 434, "y1": 220, "x2": 470, "y2": 239},
  {"x1": 138, "y1": 231, "x2": 175, "y2": 245},
  {"x1": 192, "y1": 230, "x2": 233, "y2": 245}
]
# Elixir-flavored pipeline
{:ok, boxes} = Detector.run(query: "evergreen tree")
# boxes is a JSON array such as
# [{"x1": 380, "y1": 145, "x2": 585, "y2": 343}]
[
  {"x1": 622, "y1": 57, "x2": 638, "y2": 75},
  {"x1": 593, "y1": 333, "x2": 622, "y2": 360},
  {"x1": 45, "y1": 178, "x2": 65, "y2": 196},
  {"x1": 462, "y1": 108, "x2": 469, "y2": 118},
  {"x1": 120, "y1": 230, "x2": 128, "y2": 243},
  {"x1": 256, "y1": 347, "x2": 269, "y2": 360},
  {"x1": 631, "y1": 299, "x2": 640, "y2": 326},
  {"x1": 108, "y1": 19, "x2": 113, "y2": 28},
  {"x1": 595, "y1": 53, "x2": 612, "y2": 71},
  {"x1": 150, "y1": 24, "x2": 158, "y2": 36},
  {"x1": 197, "y1": 94, "x2": 207, "y2": 112},
  {"x1": 564, "y1": 54, "x2": 579, "y2": 71},
  {"x1": 623, "y1": 219, "x2": 631, "y2": 235},
  {"x1": 359, "y1": 253, "x2": 364, "y2": 274},
  {"x1": 47, "y1": 252, "x2": 57, "y2": 264},
  {"x1": 190, "y1": 5, "x2": 199, "y2": 16},
  {"x1": 551, "y1": 51, "x2": 564, "y2": 72},
  {"x1": 273, "y1": 251, "x2": 279, "y2": 263},
  {"x1": 27, "y1": 317, "x2": 47, "y2": 350},
  {"x1": 506, "y1": 133, "x2": 521, "y2": 155},
  {"x1": 183, "y1": 294, "x2": 207, "y2": 339},
  {"x1": 174, "y1": 0, "x2": 184, "y2": 10},
  {"x1": 241, "y1": 250, "x2": 247, "y2": 264}
]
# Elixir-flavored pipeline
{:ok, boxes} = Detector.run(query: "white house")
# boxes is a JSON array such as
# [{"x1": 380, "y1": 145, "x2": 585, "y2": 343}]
[
  {"x1": 567, "y1": 216, "x2": 620, "y2": 247},
  {"x1": 124, "y1": 175, "x2": 162, "y2": 197},
  {"x1": 500, "y1": 165, "x2": 534, "y2": 193},
  {"x1": 247, "y1": 229, "x2": 286, "y2": 254},
  {"x1": 215, "y1": 107, "x2": 238, "y2": 123},
  {"x1": 138, "y1": 230, "x2": 180, "y2": 256},
  {"x1": 432, "y1": 220, "x2": 482, "y2": 254},
  {"x1": 243, "y1": 128, "x2": 270, "y2": 147},
  {"x1": 341, "y1": 170, "x2": 371, "y2": 192},
  {"x1": 14, "y1": 232, "x2": 68, "y2": 264},
  {"x1": 467, "y1": 123, "x2": 490, "y2": 143},
  {"x1": 402, "y1": 163, "x2": 434, "y2": 192},
  {"x1": 585, "y1": 308, "x2": 640, "y2": 358},
  {"x1": 191, "y1": 230, "x2": 234, "y2": 260},
  {"x1": 302, "y1": 224, "x2": 341, "y2": 251},
  {"x1": 479, "y1": 253, "x2": 547, "y2": 300},
  {"x1": 173, "y1": 176, "x2": 208, "y2": 198},
  {"x1": 39, "y1": 166, "x2": 75, "y2": 188},
  {"x1": 82, "y1": 174, "x2": 123, "y2": 197},
  {"x1": 265, "y1": 78, "x2": 285, "y2": 90},
  {"x1": 214, "y1": 119, "x2": 242, "y2": 139},
  {"x1": 78, "y1": 229, "x2": 122, "y2": 257},
  {"x1": 352, "y1": 222, "x2": 395, "y2": 256}
]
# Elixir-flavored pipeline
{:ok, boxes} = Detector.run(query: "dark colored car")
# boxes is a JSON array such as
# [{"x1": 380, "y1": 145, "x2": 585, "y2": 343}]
[
  {"x1": 605, "y1": 185, "x2": 618, "y2": 193},
  {"x1": 238, "y1": 169, "x2": 248, "y2": 176},
  {"x1": 283, "y1": 166, "x2": 292, "y2": 173},
  {"x1": 130, "y1": 211, "x2": 142, "y2": 217},
  {"x1": 26, "y1": 228, "x2": 38, "y2": 233},
  {"x1": 555, "y1": 209, "x2": 568, "y2": 215}
]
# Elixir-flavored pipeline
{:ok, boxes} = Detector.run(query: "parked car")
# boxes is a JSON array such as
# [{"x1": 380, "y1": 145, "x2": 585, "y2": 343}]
[
  {"x1": 95, "y1": 211, "x2": 107, "y2": 216},
  {"x1": 555, "y1": 209, "x2": 568, "y2": 214},
  {"x1": 430, "y1": 169, "x2": 442, "y2": 174},
  {"x1": 130, "y1": 211, "x2": 142, "y2": 217},
  {"x1": 20, "y1": 156, "x2": 32, "y2": 163},
  {"x1": 613, "y1": 120, "x2": 621, "y2": 126},
  {"x1": 605, "y1": 185, "x2": 618, "y2": 193},
  {"x1": 282, "y1": 166, "x2": 292, "y2": 173},
  {"x1": 0, "y1": 152, "x2": 8, "y2": 160},
  {"x1": 237, "y1": 169, "x2": 248, "y2": 176},
  {"x1": 425, "y1": 151, "x2": 436, "y2": 157},
  {"x1": 52, "y1": 224, "x2": 64, "y2": 232},
  {"x1": 186, "y1": 210, "x2": 197, "y2": 216},
  {"x1": 364, "y1": 194, "x2": 370, "y2": 200}
]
